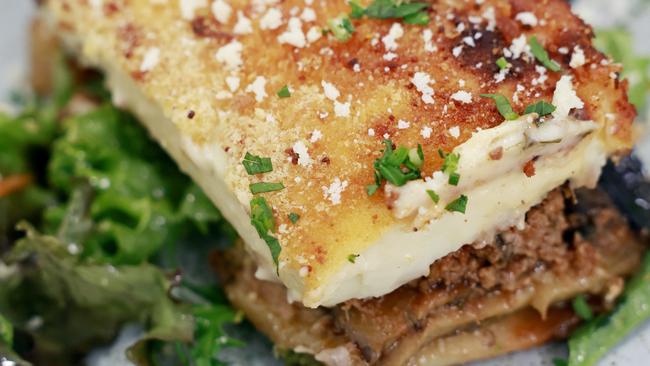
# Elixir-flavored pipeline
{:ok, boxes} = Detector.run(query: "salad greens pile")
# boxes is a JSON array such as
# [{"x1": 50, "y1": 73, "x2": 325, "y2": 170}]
[{"x1": 0, "y1": 60, "x2": 241, "y2": 366}]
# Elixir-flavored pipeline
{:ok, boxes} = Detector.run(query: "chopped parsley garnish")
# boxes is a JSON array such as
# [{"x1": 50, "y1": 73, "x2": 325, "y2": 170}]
[
  {"x1": 403, "y1": 10, "x2": 429, "y2": 25},
  {"x1": 440, "y1": 150, "x2": 461, "y2": 185},
  {"x1": 242, "y1": 152, "x2": 273, "y2": 175},
  {"x1": 328, "y1": 14, "x2": 355, "y2": 42},
  {"x1": 348, "y1": 254, "x2": 360, "y2": 263},
  {"x1": 426, "y1": 189, "x2": 439, "y2": 203},
  {"x1": 524, "y1": 100, "x2": 556, "y2": 116},
  {"x1": 529, "y1": 36, "x2": 562, "y2": 72},
  {"x1": 572, "y1": 295, "x2": 594, "y2": 320},
  {"x1": 250, "y1": 197, "x2": 281, "y2": 267},
  {"x1": 367, "y1": 140, "x2": 423, "y2": 196},
  {"x1": 288, "y1": 212, "x2": 300, "y2": 224},
  {"x1": 480, "y1": 94, "x2": 520, "y2": 121},
  {"x1": 277, "y1": 85, "x2": 291, "y2": 98},
  {"x1": 448, "y1": 172, "x2": 460, "y2": 186},
  {"x1": 350, "y1": 0, "x2": 430, "y2": 25},
  {"x1": 250, "y1": 182, "x2": 285, "y2": 194},
  {"x1": 496, "y1": 57, "x2": 510, "y2": 70},
  {"x1": 349, "y1": 0, "x2": 365, "y2": 19},
  {"x1": 445, "y1": 194, "x2": 468, "y2": 214}
]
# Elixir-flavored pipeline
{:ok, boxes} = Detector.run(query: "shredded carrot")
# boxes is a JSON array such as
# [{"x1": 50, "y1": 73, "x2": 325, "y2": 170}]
[{"x1": 0, "y1": 174, "x2": 33, "y2": 197}]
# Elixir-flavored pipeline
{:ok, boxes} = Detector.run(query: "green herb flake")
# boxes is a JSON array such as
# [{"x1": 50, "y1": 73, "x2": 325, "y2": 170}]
[
  {"x1": 361, "y1": 0, "x2": 430, "y2": 25},
  {"x1": 403, "y1": 11, "x2": 429, "y2": 25},
  {"x1": 250, "y1": 197, "x2": 281, "y2": 267},
  {"x1": 367, "y1": 139, "x2": 423, "y2": 195},
  {"x1": 349, "y1": 0, "x2": 365, "y2": 19},
  {"x1": 288, "y1": 212, "x2": 300, "y2": 224},
  {"x1": 480, "y1": 94, "x2": 520, "y2": 121},
  {"x1": 277, "y1": 85, "x2": 291, "y2": 98},
  {"x1": 448, "y1": 172, "x2": 460, "y2": 186},
  {"x1": 250, "y1": 182, "x2": 285, "y2": 194},
  {"x1": 441, "y1": 152, "x2": 460, "y2": 176},
  {"x1": 445, "y1": 195, "x2": 468, "y2": 214},
  {"x1": 524, "y1": 101, "x2": 556, "y2": 117},
  {"x1": 328, "y1": 14, "x2": 355, "y2": 42},
  {"x1": 242, "y1": 152, "x2": 273, "y2": 175},
  {"x1": 529, "y1": 36, "x2": 562, "y2": 72},
  {"x1": 426, "y1": 189, "x2": 439, "y2": 203},
  {"x1": 496, "y1": 57, "x2": 510, "y2": 70},
  {"x1": 572, "y1": 295, "x2": 594, "y2": 321},
  {"x1": 348, "y1": 254, "x2": 360, "y2": 263}
]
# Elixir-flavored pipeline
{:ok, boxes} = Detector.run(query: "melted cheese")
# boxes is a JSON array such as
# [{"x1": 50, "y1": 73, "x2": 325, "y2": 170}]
[{"x1": 57, "y1": 25, "x2": 610, "y2": 308}]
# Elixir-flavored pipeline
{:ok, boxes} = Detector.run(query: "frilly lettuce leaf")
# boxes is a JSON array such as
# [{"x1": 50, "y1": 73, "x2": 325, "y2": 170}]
[
  {"x1": 44, "y1": 105, "x2": 224, "y2": 264},
  {"x1": 0, "y1": 223, "x2": 193, "y2": 364},
  {"x1": 568, "y1": 251, "x2": 650, "y2": 366}
]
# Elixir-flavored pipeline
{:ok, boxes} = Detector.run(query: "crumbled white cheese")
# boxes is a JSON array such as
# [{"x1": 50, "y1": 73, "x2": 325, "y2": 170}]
[
  {"x1": 451, "y1": 90, "x2": 472, "y2": 103},
  {"x1": 225, "y1": 75, "x2": 240, "y2": 92},
  {"x1": 140, "y1": 47, "x2": 160, "y2": 72},
  {"x1": 420, "y1": 30, "x2": 436, "y2": 53},
  {"x1": 368, "y1": 128, "x2": 376, "y2": 136},
  {"x1": 531, "y1": 65, "x2": 548, "y2": 86},
  {"x1": 382, "y1": 23, "x2": 404, "y2": 51},
  {"x1": 515, "y1": 12, "x2": 538, "y2": 26},
  {"x1": 211, "y1": 0, "x2": 232, "y2": 24},
  {"x1": 215, "y1": 40, "x2": 243, "y2": 70},
  {"x1": 278, "y1": 17, "x2": 306, "y2": 48},
  {"x1": 322, "y1": 178, "x2": 348, "y2": 205},
  {"x1": 260, "y1": 7, "x2": 283, "y2": 30},
  {"x1": 482, "y1": 6, "x2": 497, "y2": 31},
  {"x1": 292, "y1": 141, "x2": 313, "y2": 166},
  {"x1": 397, "y1": 119, "x2": 410, "y2": 129},
  {"x1": 411, "y1": 72, "x2": 435, "y2": 104},
  {"x1": 570, "y1": 45, "x2": 586, "y2": 68},
  {"x1": 334, "y1": 101, "x2": 351, "y2": 117},
  {"x1": 558, "y1": 47, "x2": 569, "y2": 55},
  {"x1": 463, "y1": 36, "x2": 476, "y2": 47},
  {"x1": 245, "y1": 76, "x2": 268, "y2": 102},
  {"x1": 306, "y1": 26, "x2": 322, "y2": 43},
  {"x1": 509, "y1": 34, "x2": 530, "y2": 59},
  {"x1": 420, "y1": 126, "x2": 432, "y2": 138},
  {"x1": 310, "y1": 129, "x2": 323, "y2": 143},
  {"x1": 233, "y1": 11, "x2": 253, "y2": 35},
  {"x1": 448, "y1": 126, "x2": 460, "y2": 138},
  {"x1": 321, "y1": 81, "x2": 340, "y2": 101},
  {"x1": 452, "y1": 45, "x2": 464, "y2": 57},
  {"x1": 552, "y1": 75, "x2": 584, "y2": 118},
  {"x1": 301, "y1": 7, "x2": 316, "y2": 22},
  {"x1": 383, "y1": 52, "x2": 398, "y2": 61},
  {"x1": 179, "y1": 0, "x2": 207, "y2": 20}
]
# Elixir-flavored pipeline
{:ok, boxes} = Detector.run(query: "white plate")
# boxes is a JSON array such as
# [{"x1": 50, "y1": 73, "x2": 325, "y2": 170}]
[{"x1": 2, "y1": 1, "x2": 649, "y2": 365}]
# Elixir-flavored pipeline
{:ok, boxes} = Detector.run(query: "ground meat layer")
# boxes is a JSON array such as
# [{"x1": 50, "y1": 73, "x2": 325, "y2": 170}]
[{"x1": 214, "y1": 187, "x2": 646, "y2": 366}]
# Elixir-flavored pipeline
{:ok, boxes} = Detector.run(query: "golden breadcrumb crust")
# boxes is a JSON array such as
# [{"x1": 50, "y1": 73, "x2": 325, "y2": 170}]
[{"x1": 44, "y1": 0, "x2": 636, "y2": 297}]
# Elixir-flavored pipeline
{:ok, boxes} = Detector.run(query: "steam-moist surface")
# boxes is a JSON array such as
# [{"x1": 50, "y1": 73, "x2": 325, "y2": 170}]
[{"x1": 44, "y1": 0, "x2": 635, "y2": 307}]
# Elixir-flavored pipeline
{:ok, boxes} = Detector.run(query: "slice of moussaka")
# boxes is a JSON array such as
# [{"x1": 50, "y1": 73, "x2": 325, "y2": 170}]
[{"x1": 41, "y1": 0, "x2": 641, "y2": 364}]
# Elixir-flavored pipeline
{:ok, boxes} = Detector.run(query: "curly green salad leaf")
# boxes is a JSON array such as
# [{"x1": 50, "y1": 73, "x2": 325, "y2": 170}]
[
  {"x1": 0, "y1": 223, "x2": 193, "y2": 362},
  {"x1": 594, "y1": 28, "x2": 650, "y2": 112},
  {"x1": 568, "y1": 251, "x2": 650, "y2": 366},
  {"x1": 1, "y1": 68, "x2": 241, "y2": 365},
  {"x1": 43, "y1": 105, "x2": 224, "y2": 264}
]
